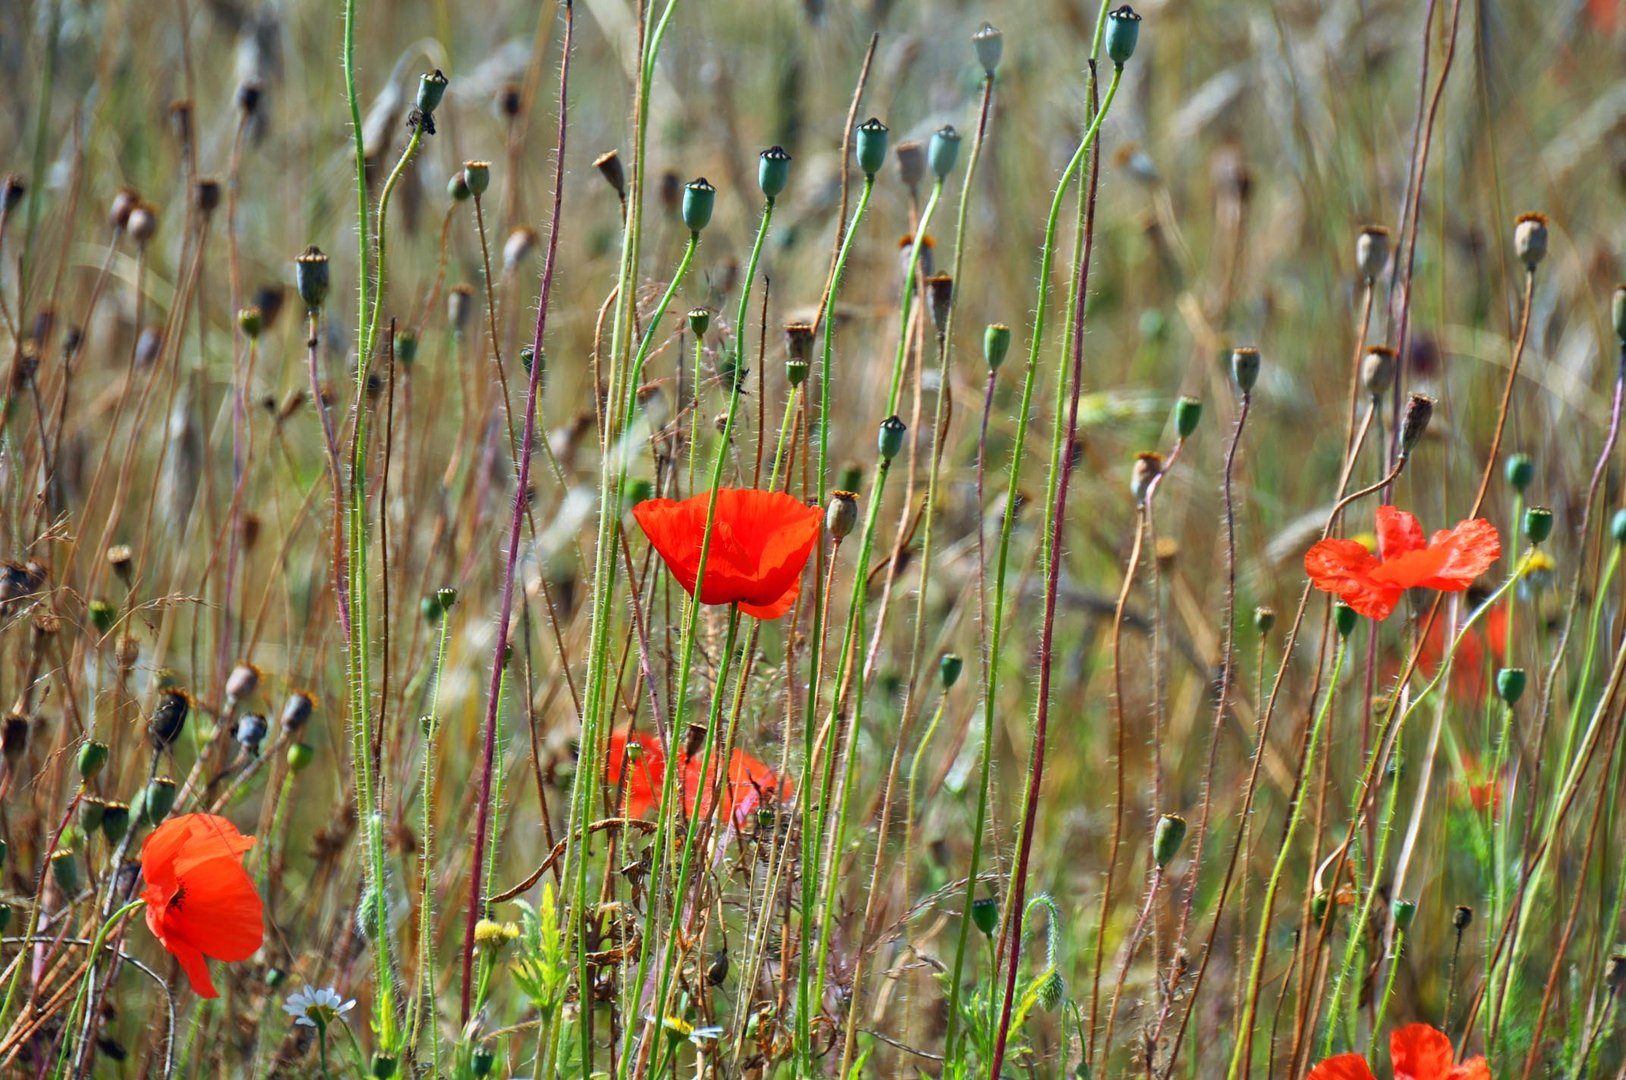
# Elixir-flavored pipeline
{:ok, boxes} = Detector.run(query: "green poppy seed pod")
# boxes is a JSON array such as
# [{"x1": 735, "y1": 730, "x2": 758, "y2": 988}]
[
  {"x1": 786, "y1": 358, "x2": 810, "y2": 391},
  {"x1": 1604, "y1": 955, "x2": 1626, "y2": 993},
  {"x1": 463, "y1": 161, "x2": 491, "y2": 197},
  {"x1": 287, "y1": 742, "x2": 315, "y2": 771},
  {"x1": 371, "y1": 1054, "x2": 398, "y2": 1079},
  {"x1": 1505, "y1": 452, "x2": 1534, "y2": 491},
  {"x1": 88, "y1": 599, "x2": 116, "y2": 634},
  {"x1": 895, "y1": 142, "x2": 926, "y2": 190},
  {"x1": 927, "y1": 273, "x2": 954, "y2": 335},
  {"x1": 396, "y1": 328, "x2": 418, "y2": 366},
  {"x1": 593, "y1": 150, "x2": 627, "y2": 200},
  {"x1": 437, "y1": 587, "x2": 458, "y2": 611},
  {"x1": 621, "y1": 478, "x2": 655, "y2": 513},
  {"x1": 1513, "y1": 212, "x2": 1548, "y2": 271},
  {"x1": 838, "y1": 464, "x2": 864, "y2": 493},
  {"x1": 1523, "y1": 506, "x2": 1554, "y2": 545},
  {"x1": 1229, "y1": 346, "x2": 1261, "y2": 393},
  {"x1": 1334, "y1": 602, "x2": 1358, "y2": 638},
  {"x1": 1356, "y1": 225, "x2": 1391, "y2": 282},
  {"x1": 421, "y1": 595, "x2": 443, "y2": 624},
  {"x1": 940, "y1": 653, "x2": 964, "y2": 689},
  {"x1": 1399, "y1": 393, "x2": 1434, "y2": 458},
  {"x1": 238, "y1": 305, "x2": 264, "y2": 340},
  {"x1": 141, "y1": 777, "x2": 177, "y2": 824},
  {"x1": 295, "y1": 246, "x2": 330, "y2": 312},
  {"x1": 1173, "y1": 396, "x2": 1202, "y2": 440},
  {"x1": 855, "y1": 117, "x2": 890, "y2": 177},
  {"x1": 471, "y1": 1048, "x2": 496, "y2": 1076},
  {"x1": 928, "y1": 126, "x2": 962, "y2": 180},
  {"x1": 826, "y1": 491, "x2": 859, "y2": 539},
  {"x1": 1496, "y1": 667, "x2": 1527, "y2": 705},
  {"x1": 1254, "y1": 606, "x2": 1277, "y2": 633},
  {"x1": 1, "y1": 174, "x2": 25, "y2": 212},
  {"x1": 984, "y1": 324, "x2": 1012, "y2": 370},
  {"x1": 77, "y1": 740, "x2": 109, "y2": 780},
  {"x1": 971, "y1": 896, "x2": 999, "y2": 937},
  {"x1": 1362, "y1": 346, "x2": 1396, "y2": 398},
  {"x1": 878, "y1": 415, "x2": 907, "y2": 461},
  {"x1": 681, "y1": 177, "x2": 716, "y2": 233},
  {"x1": 688, "y1": 308, "x2": 711, "y2": 339},
  {"x1": 1613, "y1": 509, "x2": 1626, "y2": 544},
  {"x1": 51, "y1": 849, "x2": 80, "y2": 894},
  {"x1": 1613, "y1": 284, "x2": 1625, "y2": 345},
  {"x1": 81, "y1": 798, "x2": 106, "y2": 833},
  {"x1": 447, "y1": 172, "x2": 471, "y2": 202},
  {"x1": 1453, "y1": 904, "x2": 1473, "y2": 930},
  {"x1": 100, "y1": 802, "x2": 130, "y2": 843},
  {"x1": 758, "y1": 146, "x2": 792, "y2": 200},
  {"x1": 1131, "y1": 452, "x2": 1163, "y2": 504},
  {"x1": 972, "y1": 22, "x2": 1004, "y2": 77},
  {"x1": 1, "y1": 714, "x2": 30, "y2": 764},
  {"x1": 1105, "y1": 5, "x2": 1143, "y2": 65},
  {"x1": 1153, "y1": 813, "x2": 1187, "y2": 868},
  {"x1": 417, "y1": 69, "x2": 449, "y2": 115},
  {"x1": 149, "y1": 689, "x2": 190, "y2": 750},
  {"x1": 1391, "y1": 898, "x2": 1417, "y2": 930},
  {"x1": 1035, "y1": 970, "x2": 1065, "y2": 1011}
]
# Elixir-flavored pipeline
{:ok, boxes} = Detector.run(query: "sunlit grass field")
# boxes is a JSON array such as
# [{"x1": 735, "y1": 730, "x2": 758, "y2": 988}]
[{"x1": 2, "y1": 0, "x2": 1626, "y2": 1075}]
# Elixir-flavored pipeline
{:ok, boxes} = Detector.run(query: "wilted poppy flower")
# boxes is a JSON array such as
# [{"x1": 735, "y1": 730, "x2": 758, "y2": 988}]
[
  {"x1": 607, "y1": 728, "x2": 789, "y2": 826},
  {"x1": 632, "y1": 488, "x2": 822, "y2": 619},
  {"x1": 141, "y1": 813, "x2": 263, "y2": 997},
  {"x1": 1305, "y1": 506, "x2": 1500, "y2": 621},
  {"x1": 1309, "y1": 1023, "x2": 1489, "y2": 1079}
]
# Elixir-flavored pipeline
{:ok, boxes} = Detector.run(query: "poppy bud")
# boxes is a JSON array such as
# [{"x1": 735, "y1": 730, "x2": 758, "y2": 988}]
[
  {"x1": 503, "y1": 226, "x2": 539, "y2": 272},
  {"x1": 927, "y1": 273, "x2": 954, "y2": 335},
  {"x1": 1613, "y1": 509, "x2": 1626, "y2": 545},
  {"x1": 1523, "y1": 506, "x2": 1553, "y2": 545},
  {"x1": 1453, "y1": 904, "x2": 1473, "y2": 930},
  {"x1": 1, "y1": 714, "x2": 29, "y2": 764},
  {"x1": 417, "y1": 68, "x2": 449, "y2": 115},
  {"x1": 51, "y1": 849, "x2": 80, "y2": 894},
  {"x1": 1605, "y1": 955, "x2": 1626, "y2": 993},
  {"x1": 1361, "y1": 345, "x2": 1396, "y2": 397},
  {"x1": 1356, "y1": 225, "x2": 1391, "y2": 281},
  {"x1": 1505, "y1": 453, "x2": 1534, "y2": 491},
  {"x1": 1035, "y1": 970, "x2": 1065, "y2": 1011},
  {"x1": 287, "y1": 742, "x2": 315, "y2": 771},
  {"x1": 826, "y1": 491, "x2": 859, "y2": 538},
  {"x1": 928, "y1": 125, "x2": 961, "y2": 180},
  {"x1": 78, "y1": 740, "x2": 109, "y2": 780},
  {"x1": 1391, "y1": 898, "x2": 1416, "y2": 929},
  {"x1": 1173, "y1": 396, "x2": 1202, "y2": 440},
  {"x1": 1398, "y1": 393, "x2": 1434, "y2": 458},
  {"x1": 1105, "y1": 5, "x2": 1143, "y2": 65},
  {"x1": 758, "y1": 146, "x2": 792, "y2": 200},
  {"x1": 1613, "y1": 284, "x2": 1625, "y2": 345},
  {"x1": 1496, "y1": 667, "x2": 1526, "y2": 705},
  {"x1": 138, "y1": 777, "x2": 177, "y2": 824},
  {"x1": 89, "y1": 599, "x2": 116, "y2": 634},
  {"x1": 972, "y1": 22, "x2": 1004, "y2": 77},
  {"x1": 282, "y1": 690, "x2": 316, "y2": 733},
  {"x1": 226, "y1": 662, "x2": 261, "y2": 704},
  {"x1": 1334, "y1": 602, "x2": 1358, "y2": 638},
  {"x1": 582, "y1": 154, "x2": 622, "y2": 208},
  {"x1": 681, "y1": 177, "x2": 716, "y2": 233},
  {"x1": 448, "y1": 172, "x2": 471, "y2": 202},
  {"x1": 1131, "y1": 451, "x2": 1163, "y2": 504},
  {"x1": 1254, "y1": 606, "x2": 1276, "y2": 633},
  {"x1": 971, "y1": 896, "x2": 999, "y2": 937},
  {"x1": 149, "y1": 689, "x2": 190, "y2": 750},
  {"x1": 236, "y1": 713, "x2": 269, "y2": 752},
  {"x1": 295, "y1": 246, "x2": 330, "y2": 311},
  {"x1": 855, "y1": 117, "x2": 890, "y2": 178},
  {"x1": 895, "y1": 142, "x2": 925, "y2": 190},
  {"x1": 878, "y1": 415, "x2": 907, "y2": 461},
  {"x1": 127, "y1": 204, "x2": 158, "y2": 245},
  {"x1": 940, "y1": 653, "x2": 964, "y2": 689},
  {"x1": 463, "y1": 161, "x2": 491, "y2": 197},
  {"x1": 984, "y1": 324, "x2": 1012, "y2": 370},
  {"x1": 1153, "y1": 813, "x2": 1187, "y2": 868},
  {"x1": 1230, "y1": 346, "x2": 1261, "y2": 393},
  {"x1": 1, "y1": 174, "x2": 24, "y2": 212},
  {"x1": 1513, "y1": 212, "x2": 1548, "y2": 271}
]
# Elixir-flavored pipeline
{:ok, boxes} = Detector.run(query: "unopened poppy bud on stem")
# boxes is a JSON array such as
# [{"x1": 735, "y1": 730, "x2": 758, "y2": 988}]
[
  {"x1": 149, "y1": 689, "x2": 191, "y2": 750},
  {"x1": 1505, "y1": 453, "x2": 1534, "y2": 491},
  {"x1": 1391, "y1": 898, "x2": 1417, "y2": 929},
  {"x1": 1398, "y1": 393, "x2": 1434, "y2": 458},
  {"x1": 984, "y1": 324, "x2": 1011, "y2": 370},
  {"x1": 940, "y1": 653, "x2": 964, "y2": 689},
  {"x1": 1513, "y1": 212, "x2": 1548, "y2": 271},
  {"x1": 1361, "y1": 346, "x2": 1396, "y2": 398},
  {"x1": 1355, "y1": 225, "x2": 1390, "y2": 282},
  {"x1": 447, "y1": 173, "x2": 471, "y2": 201},
  {"x1": 78, "y1": 740, "x2": 109, "y2": 779},
  {"x1": 971, "y1": 896, "x2": 999, "y2": 937},
  {"x1": 1131, "y1": 452, "x2": 1163, "y2": 504},
  {"x1": 1230, "y1": 346, "x2": 1260, "y2": 392},
  {"x1": 1496, "y1": 667, "x2": 1526, "y2": 705},
  {"x1": 1334, "y1": 602, "x2": 1358, "y2": 638},
  {"x1": 1153, "y1": 813, "x2": 1186, "y2": 867},
  {"x1": 682, "y1": 177, "x2": 716, "y2": 233}
]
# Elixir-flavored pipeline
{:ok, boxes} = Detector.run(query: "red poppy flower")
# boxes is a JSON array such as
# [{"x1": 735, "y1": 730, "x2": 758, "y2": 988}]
[
  {"x1": 1305, "y1": 506, "x2": 1500, "y2": 621},
  {"x1": 1308, "y1": 1024, "x2": 1490, "y2": 1080},
  {"x1": 141, "y1": 813, "x2": 264, "y2": 998},
  {"x1": 632, "y1": 488, "x2": 822, "y2": 620},
  {"x1": 1412, "y1": 602, "x2": 1507, "y2": 702},
  {"x1": 607, "y1": 728, "x2": 789, "y2": 826}
]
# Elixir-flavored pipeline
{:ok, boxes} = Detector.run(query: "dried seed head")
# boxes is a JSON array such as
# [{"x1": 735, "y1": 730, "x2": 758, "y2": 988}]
[
  {"x1": 1131, "y1": 451, "x2": 1164, "y2": 504},
  {"x1": 110, "y1": 188, "x2": 141, "y2": 233},
  {"x1": 148, "y1": 689, "x2": 191, "y2": 750},
  {"x1": 826, "y1": 491, "x2": 859, "y2": 539},
  {"x1": 593, "y1": 150, "x2": 627, "y2": 200},
  {"x1": 195, "y1": 177, "x2": 222, "y2": 214},
  {"x1": 135, "y1": 326, "x2": 163, "y2": 367},
  {"x1": 1399, "y1": 393, "x2": 1435, "y2": 458},
  {"x1": 1, "y1": 175, "x2": 24, "y2": 212},
  {"x1": 168, "y1": 99, "x2": 194, "y2": 144},
  {"x1": 503, "y1": 226, "x2": 539, "y2": 272},
  {"x1": 1605, "y1": 955, "x2": 1626, "y2": 993},
  {"x1": 894, "y1": 141, "x2": 925, "y2": 190},
  {"x1": 281, "y1": 690, "x2": 317, "y2": 733},
  {"x1": 295, "y1": 246, "x2": 330, "y2": 311},
  {"x1": 1229, "y1": 346, "x2": 1261, "y2": 393},
  {"x1": 927, "y1": 273, "x2": 954, "y2": 335},
  {"x1": 1, "y1": 714, "x2": 30, "y2": 763},
  {"x1": 235, "y1": 713, "x2": 269, "y2": 752},
  {"x1": 225, "y1": 661, "x2": 262, "y2": 704},
  {"x1": 1361, "y1": 345, "x2": 1396, "y2": 397},
  {"x1": 126, "y1": 203, "x2": 158, "y2": 245},
  {"x1": 1355, "y1": 225, "x2": 1390, "y2": 281},
  {"x1": 971, "y1": 22, "x2": 1004, "y2": 77},
  {"x1": 785, "y1": 321, "x2": 815, "y2": 366},
  {"x1": 899, "y1": 233, "x2": 936, "y2": 280},
  {"x1": 1453, "y1": 904, "x2": 1473, "y2": 930},
  {"x1": 236, "y1": 81, "x2": 262, "y2": 115},
  {"x1": 448, "y1": 284, "x2": 475, "y2": 334},
  {"x1": 1513, "y1": 212, "x2": 1548, "y2": 271}
]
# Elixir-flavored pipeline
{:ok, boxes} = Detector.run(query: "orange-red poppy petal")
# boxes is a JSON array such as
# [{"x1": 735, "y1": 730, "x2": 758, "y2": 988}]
[
  {"x1": 164, "y1": 934, "x2": 219, "y2": 998},
  {"x1": 1376, "y1": 505, "x2": 1426, "y2": 560},
  {"x1": 1307, "y1": 1054, "x2": 1377, "y2": 1080},
  {"x1": 633, "y1": 489, "x2": 821, "y2": 618},
  {"x1": 1305, "y1": 538, "x2": 1402, "y2": 620},
  {"x1": 1412, "y1": 518, "x2": 1500, "y2": 591},
  {"x1": 1390, "y1": 1022, "x2": 1455, "y2": 1080},
  {"x1": 1448, "y1": 1056, "x2": 1491, "y2": 1080},
  {"x1": 607, "y1": 729, "x2": 666, "y2": 818}
]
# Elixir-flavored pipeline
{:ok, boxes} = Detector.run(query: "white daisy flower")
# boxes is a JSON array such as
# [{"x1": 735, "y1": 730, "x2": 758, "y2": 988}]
[{"x1": 282, "y1": 985, "x2": 356, "y2": 1028}]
